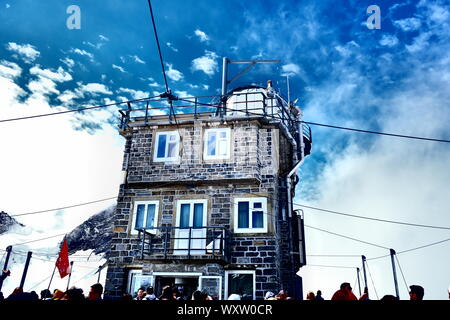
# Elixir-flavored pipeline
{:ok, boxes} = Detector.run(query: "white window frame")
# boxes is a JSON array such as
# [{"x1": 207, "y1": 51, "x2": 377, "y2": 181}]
[
  {"x1": 224, "y1": 270, "x2": 256, "y2": 300},
  {"x1": 127, "y1": 269, "x2": 154, "y2": 296},
  {"x1": 233, "y1": 197, "x2": 268, "y2": 233},
  {"x1": 203, "y1": 128, "x2": 231, "y2": 160},
  {"x1": 175, "y1": 199, "x2": 208, "y2": 228},
  {"x1": 130, "y1": 200, "x2": 160, "y2": 235},
  {"x1": 153, "y1": 131, "x2": 180, "y2": 162},
  {"x1": 199, "y1": 276, "x2": 223, "y2": 300}
]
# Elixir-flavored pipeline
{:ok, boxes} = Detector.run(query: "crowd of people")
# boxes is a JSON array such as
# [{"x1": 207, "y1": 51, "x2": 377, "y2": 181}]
[
  {"x1": 0, "y1": 269, "x2": 444, "y2": 301},
  {"x1": 301, "y1": 283, "x2": 427, "y2": 301}
]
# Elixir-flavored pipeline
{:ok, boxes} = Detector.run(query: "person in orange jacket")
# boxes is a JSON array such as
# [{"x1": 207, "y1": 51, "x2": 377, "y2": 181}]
[{"x1": 331, "y1": 283, "x2": 368, "y2": 300}]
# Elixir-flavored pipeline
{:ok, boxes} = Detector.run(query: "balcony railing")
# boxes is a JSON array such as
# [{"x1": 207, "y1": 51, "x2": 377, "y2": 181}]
[
  {"x1": 136, "y1": 226, "x2": 231, "y2": 262},
  {"x1": 118, "y1": 91, "x2": 300, "y2": 139}
]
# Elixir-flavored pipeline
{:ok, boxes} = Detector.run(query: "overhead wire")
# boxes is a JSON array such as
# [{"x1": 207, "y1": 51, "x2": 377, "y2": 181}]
[
  {"x1": 364, "y1": 260, "x2": 379, "y2": 299},
  {"x1": 11, "y1": 233, "x2": 66, "y2": 246},
  {"x1": 0, "y1": 95, "x2": 160, "y2": 123},
  {"x1": 10, "y1": 197, "x2": 117, "y2": 217},
  {"x1": 394, "y1": 255, "x2": 410, "y2": 296},
  {"x1": 304, "y1": 225, "x2": 389, "y2": 250},
  {"x1": 1, "y1": 93, "x2": 449, "y2": 143},
  {"x1": 294, "y1": 204, "x2": 450, "y2": 230}
]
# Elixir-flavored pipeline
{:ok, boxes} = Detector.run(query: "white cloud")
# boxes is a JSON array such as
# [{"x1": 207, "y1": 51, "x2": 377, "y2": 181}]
[
  {"x1": 70, "y1": 48, "x2": 94, "y2": 61},
  {"x1": 393, "y1": 17, "x2": 422, "y2": 32},
  {"x1": 30, "y1": 66, "x2": 72, "y2": 82},
  {"x1": 99, "y1": 34, "x2": 109, "y2": 42},
  {"x1": 379, "y1": 34, "x2": 399, "y2": 47},
  {"x1": 174, "y1": 90, "x2": 190, "y2": 98},
  {"x1": 281, "y1": 63, "x2": 301, "y2": 77},
  {"x1": 0, "y1": 60, "x2": 22, "y2": 79},
  {"x1": 191, "y1": 51, "x2": 218, "y2": 76},
  {"x1": 78, "y1": 83, "x2": 113, "y2": 96},
  {"x1": 406, "y1": 32, "x2": 431, "y2": 53},
  {"x1": 118, "y1": 88, "x2": 149, "y2": 100},
  {"x1": 60, "y1": 57, "x2": 75, "y2": 69},
  {"x1": 6, "y1": 42, "x2": 40, "y2": 63},
  {"x1": 165, "y1": 63, "x2": 184, "y2": 81},
  {"x1": 194, "y1": 29, "x2": 209, "y2": 42},
  {"x1": 130, "y1": 55, "x2": 146, "y2": 64},
  {"x1": 6, "y1": 3, "x2": 10, "y2": 8},
  {"x1": 166, "y1": 42, "x2": 179, "y2": 52},
  {"x1": 112, "y1": 64, "x2": 126, "y2": 73}
]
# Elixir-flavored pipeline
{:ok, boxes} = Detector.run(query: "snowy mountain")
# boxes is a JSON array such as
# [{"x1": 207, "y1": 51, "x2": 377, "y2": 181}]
[
  {"x1": 0, "y1": 211, "x2": 25, "y2": 234},
  {"x1": 64, "y1": 205, "x2": 115, "y2": 256}
]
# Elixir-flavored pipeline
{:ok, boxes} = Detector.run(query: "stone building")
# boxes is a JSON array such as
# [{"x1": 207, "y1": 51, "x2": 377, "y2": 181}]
[{"x1": 105, "y1": 84, "x2": 312, "y2": 300}]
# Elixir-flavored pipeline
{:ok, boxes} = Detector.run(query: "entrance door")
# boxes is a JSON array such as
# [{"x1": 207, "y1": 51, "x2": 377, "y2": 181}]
[{"x1": 174, "y1": 199, "x2": 208, "y2": 255}]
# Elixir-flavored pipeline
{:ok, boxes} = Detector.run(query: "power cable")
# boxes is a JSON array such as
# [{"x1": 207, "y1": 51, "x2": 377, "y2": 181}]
[
  {"x1": 295, "y1": 204, "x2": 450, "y2": 230},
  {"x1": 146, "y1": 0, "x2": 179, "y2": 127},
  {"x1": 0, "y1": 95, "x2": 160, "y2": 123},
  {"x1": 367, "y1": 238, "x2": 450, "y2": 261},
  {"x1": 10, "y1": 197, "x2": 117, "y2": 217},
  {"x1": 304, "y1": 225, "x2": 389, "y2": 250},
  {"x1": 11, "y1": 233, "x2": 66, "y2": 246},
  {"x1": 306, "y1": 264, "x2": 356, "y2": 269},
  {"x1": 2, "y1": 93, "x2": 449, "y2": 143},
  {"x1": 28, "y1": 274, "x2": 53, "y2": 291},
  {"x1": 394, "y1": 255, "x2": 410, "y2": 296},
  {"x1": 364, "y1": 260, "x2": 379, "y2": 299}
]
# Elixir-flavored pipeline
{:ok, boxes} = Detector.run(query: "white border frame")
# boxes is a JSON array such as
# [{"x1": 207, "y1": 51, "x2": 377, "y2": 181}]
[
  {"x1": 233, "y1": 197, "x2": 268, "y2": 233},
  {"x1": 130, "y1": 200, "x2": 160, "y2": 235},
  {"x1": 224, "y1": 270, "x2": 256, "y2": 300},
  {"x1": 199, "y1": 276, "x2": 223, "y2": 300},
  {"x1": 127, "y1": 269, "x2": 155, "y2": 295},
  {"x1": 153, "y1": 131, "x2": 180, "y2": 162},
  {"x1": 175, "y1": 199, "x2": 208, "y2": 228},
  {"x1": 203, "y1": 128, "x2": 231, "y2": 160}
]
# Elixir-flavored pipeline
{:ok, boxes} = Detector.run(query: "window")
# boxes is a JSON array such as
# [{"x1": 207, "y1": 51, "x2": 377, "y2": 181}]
[
  {"x1": 127, "y1": 270, "x2": 154, "y2": 297},
  {"x1": 233, "y1": 197, "x2": 268, "y2": 233},
  {"x1": 204, "y1": 128, "x2": 231, "y2": 160},
  {"x1": 154, "y1": 131, "x2": 180, "y2": 162},
  {"x1": 130, "y1": 200, "x2": 159, "y2": 235},
  {"x1": 174, "y1": 199, "x2": 208, "y2": 255},
  {"x1": 199, "y1": 276, "x2": 222, "y2": 300},
  {"x1": 225, "y1": 270, "x2": 255, "y2": 299}
]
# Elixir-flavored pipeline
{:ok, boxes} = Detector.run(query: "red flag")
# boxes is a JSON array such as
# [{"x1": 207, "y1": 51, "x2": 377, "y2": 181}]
[{"x1": 56, "y1": 239, "x2": 70, "y2": 278}]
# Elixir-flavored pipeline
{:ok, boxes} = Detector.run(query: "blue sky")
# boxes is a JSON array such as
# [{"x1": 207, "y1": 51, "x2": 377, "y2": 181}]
[{"x1": 0, "y1": 0, "x2": 449, "y2": 299}]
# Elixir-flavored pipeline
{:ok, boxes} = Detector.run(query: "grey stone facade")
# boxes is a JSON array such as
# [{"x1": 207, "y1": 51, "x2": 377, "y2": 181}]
[{"x1": 105, "y1": 97, "x2": 308, "y2": 300}]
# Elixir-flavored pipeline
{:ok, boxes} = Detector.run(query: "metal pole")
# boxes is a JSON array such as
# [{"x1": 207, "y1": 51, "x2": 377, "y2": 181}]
[
  {"x1": 66, "y1": 261, "x2": 74, "y2": 291},
  {"x1": 19, "y1": 251, "x2": 32, "y2": 290},
  {"x1": 356, "y1": 267, "x2": 362, "y2": 296},
  {"x1": 97, "y1": 266, "x2": 102, "y2": 283},
  {"x1": 0, "y1": 245, "x2": 12, "y2": 291},
  {"x1": 221, "y1": 57, "x2": 229, "y2": 97},
  {"x1": 221, "y1": 57, "x2": 229, "y2": 118},
  {"x1": 47, "y1": 264, "x2": 57, "y2": 291},
  {"x1": 390, "y1": 249, "x2": 400, "y2": 299},
  {"x1": 361, "y1": 255, "x2": 368, "y2": 292}
]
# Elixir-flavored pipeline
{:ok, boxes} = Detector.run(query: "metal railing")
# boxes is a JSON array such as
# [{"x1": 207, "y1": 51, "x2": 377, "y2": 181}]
[
  {"x1": 136, "y1": 226, "x2": 231, "y2": 262},
  {"x1": 118, "y1": 91, "x2": 300, "y2": 138}
]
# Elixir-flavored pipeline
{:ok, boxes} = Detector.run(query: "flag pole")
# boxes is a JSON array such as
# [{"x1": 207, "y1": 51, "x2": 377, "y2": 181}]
[
  {"x1": 66, "y1": 261, "x2": 74, "y2": 291},
  {"x1": 47, "y1": 264, "x2": 57, "y2": 291}
]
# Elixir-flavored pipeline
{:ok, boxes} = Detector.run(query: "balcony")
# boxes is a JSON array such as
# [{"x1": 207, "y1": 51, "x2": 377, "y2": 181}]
[{"x1": 136, "y1": 226, "x2": 231, "y2": 263}]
